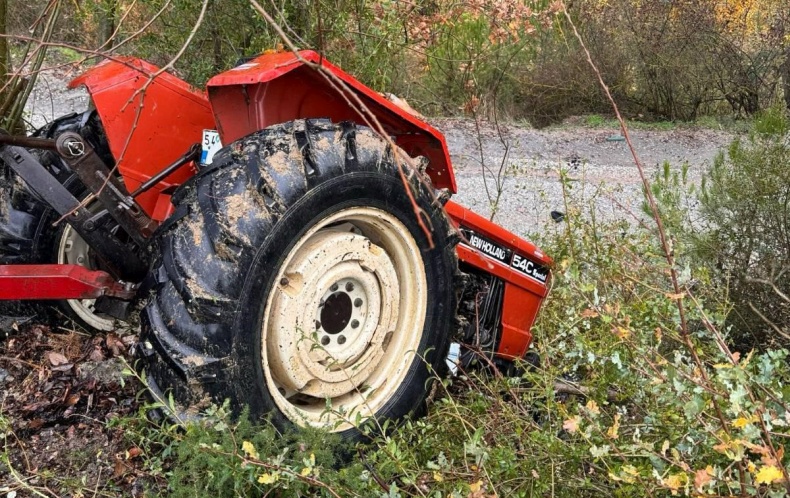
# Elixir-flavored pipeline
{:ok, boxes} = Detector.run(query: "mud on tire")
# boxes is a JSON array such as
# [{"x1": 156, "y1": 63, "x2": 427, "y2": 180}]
[{"x1": 140, "y1": 119, "x2": 458, "y2": 438}]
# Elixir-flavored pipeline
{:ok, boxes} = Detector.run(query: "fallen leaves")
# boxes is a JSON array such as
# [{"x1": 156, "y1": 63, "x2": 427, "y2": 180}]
[
  {"x1": 0, "y1": 323, "x2": 145, "y2": 494},
  {"x1": 46, "y1": 351, "x2": 69, "y2": 366},
  {"x1": 755, "y1": 465, "x2": 784, "y2": 485},
  {"x1": 563, "y1": 415, "x2": 581, "y2": 433}
]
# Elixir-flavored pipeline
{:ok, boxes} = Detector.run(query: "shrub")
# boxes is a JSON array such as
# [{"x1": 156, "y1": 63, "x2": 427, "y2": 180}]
[{"x1": 695, "y1": 107, "x2": 790, "y2": 349}]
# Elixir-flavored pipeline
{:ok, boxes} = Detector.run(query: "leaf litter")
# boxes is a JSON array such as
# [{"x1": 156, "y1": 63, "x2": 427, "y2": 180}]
[{"x1": 0, "y1": 323, "x2": 164, "y2": 495}]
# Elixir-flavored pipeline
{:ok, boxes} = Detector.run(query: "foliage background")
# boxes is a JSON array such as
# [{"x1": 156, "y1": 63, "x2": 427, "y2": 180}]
[{"x1": 2, "y1": 0, "x2": 789, "y2": 125}]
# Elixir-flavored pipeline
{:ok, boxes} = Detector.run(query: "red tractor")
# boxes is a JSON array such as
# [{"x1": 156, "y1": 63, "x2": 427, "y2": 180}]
[{"x1": 0, "y1": 51, "x2": 551, "y2": 438}]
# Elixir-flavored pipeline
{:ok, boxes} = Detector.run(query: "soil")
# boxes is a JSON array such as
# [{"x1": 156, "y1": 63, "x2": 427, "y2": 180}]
[
  {"x1": 0, "y1": 325, "x2": 159, "y2": 496},
  {"x1": 435, "y1": 117, "x2": 733, "y2": 237},
  {"x1": 3, "y1": 65, "x2": 736, "y2": 495}
]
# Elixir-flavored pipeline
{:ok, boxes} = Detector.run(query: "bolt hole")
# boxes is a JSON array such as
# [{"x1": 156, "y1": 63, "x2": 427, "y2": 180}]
[
  {"x1": 321, "y1": 336, "x2": 330, "y2": 346},
  {"x1": 345, "y1": 282, "x2": 354, "y2": 292},
  {"x1": 350, "y1": 319, "x2": 360, "y2": 329},
  {"x1": 354, "y1": 298, "x2": 363, "y2": 307},
  {"x1": 338, "y1": 335, "x2": 346, "y2": 345}
]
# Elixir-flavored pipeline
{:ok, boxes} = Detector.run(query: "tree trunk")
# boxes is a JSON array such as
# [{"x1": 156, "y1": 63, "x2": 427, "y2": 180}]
[
  {"x1": 97, "y1": 0, "x2": 116, "y2": 48},
  {"x1": 781, "y1": 11, "x2": 790, "y2": 111},
  {"x1": 0, "y1": 0, "x2": 8, "y2": 86}
]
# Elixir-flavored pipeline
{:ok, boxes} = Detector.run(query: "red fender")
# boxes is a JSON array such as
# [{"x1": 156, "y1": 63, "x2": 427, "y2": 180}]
[{"x1": 206, "y1": 50, "x2": 456, "y2": 193}]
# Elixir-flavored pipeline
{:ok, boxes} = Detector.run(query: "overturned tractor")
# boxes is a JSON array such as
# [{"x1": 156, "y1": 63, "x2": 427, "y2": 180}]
[{"x1": 0, "y1": 51, "x2": 551, "y2": 438}]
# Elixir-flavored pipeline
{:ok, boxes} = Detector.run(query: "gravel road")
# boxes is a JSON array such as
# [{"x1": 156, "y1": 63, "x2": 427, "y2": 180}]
[{"x1": 24, "y1": 69, "x2": 734, "y2": 241}]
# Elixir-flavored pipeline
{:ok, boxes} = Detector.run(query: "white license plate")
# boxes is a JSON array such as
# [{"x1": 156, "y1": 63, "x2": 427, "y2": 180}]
[{"x1": 201, "y1": 129, "x2": 222, "y2": 165}]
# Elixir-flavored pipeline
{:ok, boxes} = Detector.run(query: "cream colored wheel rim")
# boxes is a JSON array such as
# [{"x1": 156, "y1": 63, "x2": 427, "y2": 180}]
[
  {"x1": 261, "y1": 207, "x2": 427, "y2": 431},
  {"x1": 57, "y1": 224, "x2": 115, "y2": 331}
]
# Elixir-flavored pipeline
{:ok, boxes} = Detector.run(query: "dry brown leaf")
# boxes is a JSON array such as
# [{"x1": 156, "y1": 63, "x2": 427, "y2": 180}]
[
  {"x1": 694, "y1": 468, "x2": 712, "y2": 490},
  {"x1": 563, "y1": 416, "x2": 581, "y2": 433},
  {"x1": 46, "y1": 351, "x2": 68, "y2": 366},
  {"x1": 106, "y1": 334, "x2": 125, "y2": 357},
  {"x1": 580, "y1": 308, "x2": 599, "y2": 318},
  {"x1": 89, "y1": 348, "x2": 105, "y2": 362}
]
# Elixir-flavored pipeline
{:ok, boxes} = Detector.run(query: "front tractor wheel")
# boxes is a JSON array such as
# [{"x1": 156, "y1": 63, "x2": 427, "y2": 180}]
[{"x1": 141, "y1": 119, "x2": 458, "y2": 438}]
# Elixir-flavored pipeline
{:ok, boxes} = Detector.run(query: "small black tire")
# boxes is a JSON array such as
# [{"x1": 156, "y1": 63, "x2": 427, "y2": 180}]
[
  {"x1": 140, "y1": 119, "x2": 458, "y2": 439},
  {"x1": 0, "y1": 110, "x2": 117, "y2": 331}
]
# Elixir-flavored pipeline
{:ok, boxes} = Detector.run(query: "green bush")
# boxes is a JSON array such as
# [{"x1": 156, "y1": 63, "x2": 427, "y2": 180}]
[{"x1": 695, "y1": 107, "x2": 790, "y2": 349}]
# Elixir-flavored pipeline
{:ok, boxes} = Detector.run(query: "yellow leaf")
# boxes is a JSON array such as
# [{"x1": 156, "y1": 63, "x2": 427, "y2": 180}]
[
  {"x1": 620, "y1": 464, "x2": 639, "y2": 484},
  {"x1": 665, "y1": 292, "x2": 685, "y2": 300},
  {"x1": 733, "y1": 417, "x2": 750, "y2": 428},
  {"x1": 433, "y1": 471, "x2": 443, "y2": 482},
  {"x1": 661, "y1": 440, "x2": 670, "y2": 456},
  {"x1": 613, "y1": 326, "x2": 630, "y2": 339},
  {"x1": 607, "y1": 414, "x2": 621, "y2": 440},
  {"x1": 242, "y1": 441, "x2": 259, "y2": 460},
  {"x1": 585, "y1": 400, "x2": 600, "y2": 416},
  {"x1": 563, "y1": 416, "x2": 581, "y2": 433},
  {"x1": 755, "y1": 465, "x2": 784, "y2": 485},
  {"x1": 469, "y1": 480, "x2": 483, "y2": 493},
  {"x1": 664, "y1": 473, "x2": 685, "y2": 492},
  {"x1": 748, "y1": 461, "x2": 757, "y2": 472},
  {"x1": 258, "y1": 473, "x2": 278, "y2": 484},
  {"x1": 301, "y1": 467, "x2": 312, "y2": 477}
]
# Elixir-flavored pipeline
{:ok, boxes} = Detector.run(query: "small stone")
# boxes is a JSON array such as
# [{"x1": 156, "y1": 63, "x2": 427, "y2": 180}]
[
  {"x1": 0, "y1": 367, "x2": 14, "y2": 384},
  {"x1": 78, "y1": 357, "x2": 127, "y2": 386}
]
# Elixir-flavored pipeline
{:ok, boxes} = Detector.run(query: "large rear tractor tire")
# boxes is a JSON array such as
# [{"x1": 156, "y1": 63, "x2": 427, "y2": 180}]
[
  {"x1": 0, "y1": 111, "x2": 117, "y2": 331},
  {"x1": 140, "y1": 119, "x2": 458, "y2": 438}
]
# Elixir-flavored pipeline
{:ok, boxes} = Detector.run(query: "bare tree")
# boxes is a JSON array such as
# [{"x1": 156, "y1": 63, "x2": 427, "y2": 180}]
[
  {"x1": 0, "y1": 0, "x2": 6, "y2": 82},
  {"x1": 97, "y1": 0, "x2": 117, "y2": 48}
]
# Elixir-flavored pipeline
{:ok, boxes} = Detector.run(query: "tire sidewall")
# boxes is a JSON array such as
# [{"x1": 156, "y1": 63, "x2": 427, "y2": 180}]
[{"x1": 233, "y1": 171, "x2": 454, "y2": 437}]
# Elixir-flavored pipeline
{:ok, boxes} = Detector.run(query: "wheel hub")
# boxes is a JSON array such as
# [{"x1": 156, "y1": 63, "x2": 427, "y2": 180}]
[
  {"x1": 261, "y1": 207, "x2": 427, "y2": 429},
  {"x1": 266, "y1": 230, "x2": 397, "y2": 397},
  {"x1": 317, "y1": 276, "x2": 369, "y2": 348}
]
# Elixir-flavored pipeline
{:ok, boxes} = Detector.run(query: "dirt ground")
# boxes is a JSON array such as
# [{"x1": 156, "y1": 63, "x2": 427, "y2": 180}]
[
  {"x1": 0, "y1": 324, "x2": 158, "y2": 496},
  {"x1": 2, "y1": 64, "x2": 737, "y2": 496}
]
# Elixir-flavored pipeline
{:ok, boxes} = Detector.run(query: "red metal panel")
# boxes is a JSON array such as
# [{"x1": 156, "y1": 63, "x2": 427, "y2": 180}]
[
  {"x1": 445, "y1": 201, "x2": 552, "y2": 268},
  {"x1": 206, "y1": 50, "x2": 457, "y2": 193},
  {"x1": 499, "y1": 284, "x2": 544, "y2": 358},
  {"x1": 0, "y1": 265, "x2": 135, "y2": 300},
  {"x1": 445, "y1": 200, "x2": 552, "y2": 358},
  {"x1": 69, "y1": 58, "x2": 215, "y2": 220}
]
